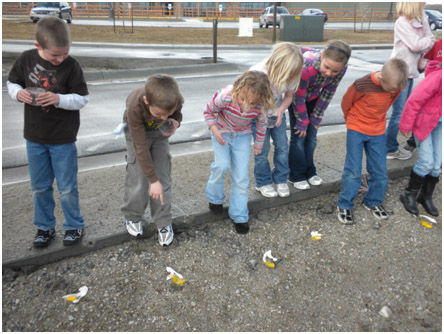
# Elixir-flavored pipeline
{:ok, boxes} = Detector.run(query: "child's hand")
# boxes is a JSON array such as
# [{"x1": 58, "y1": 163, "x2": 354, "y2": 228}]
[
  {"x1": 294, "y1": 129, "x2": 307, "y2": 138},
  {"x1": 161, "y1": 119, "x2": 180, "y2": 137},
  {"x1": 400, "y1": 131, "x2": 411, "y2": 138},
  {"x1": 211, "y1": 126, "x2": 230, "y2": 146},
  {"x1": 17, "y1": 89, "x2": 33, "y2": 104},
  {"x1": 275, "y1": 110, "x2": 283, "y2": 128},
  {"x1": 150, "y1": 181, "x2": 164, "y2": 205},
  {"x1": 36, "y1": 91, "x2": 59, "y2": 108},
  {"x1": 254, "y1": 148, "x2": 262, "y2": 155}
]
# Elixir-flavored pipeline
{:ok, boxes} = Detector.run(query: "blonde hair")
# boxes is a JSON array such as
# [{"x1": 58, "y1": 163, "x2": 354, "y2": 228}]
[
  {"x1": 36, "y1": 17, "x2": 71, "y2": 48},
  {"x1": 145, "y1": 74, "x2": 184, "y2": 112},
  {"x1": 232, "y1": 71, "x2": 274, "y2": 113},
  {"x1": 323, "y1": 40, "x2": 351, "y2": 65},
  {"x1": 382, "y1": 58, "x2": 409, "y2": 90},
  {"x1": 265, "y1": 42, "x2": 303, "y2": 95},
  {"x1": 397, "y1": 2, "x2": 425, "y2": 22}
]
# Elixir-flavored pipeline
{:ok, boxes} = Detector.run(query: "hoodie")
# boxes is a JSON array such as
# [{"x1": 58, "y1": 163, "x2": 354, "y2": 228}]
[{"x1": 399, "y1": 60, "x2": 442, "y2": 141}]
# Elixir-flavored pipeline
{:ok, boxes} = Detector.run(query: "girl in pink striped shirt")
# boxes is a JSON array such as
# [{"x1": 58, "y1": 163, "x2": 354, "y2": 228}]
[{"x1": 204, "y1": 71, "x2": 274, "y2": 234}]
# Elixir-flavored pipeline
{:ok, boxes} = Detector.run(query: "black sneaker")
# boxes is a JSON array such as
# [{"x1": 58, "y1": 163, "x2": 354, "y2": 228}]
[
  {"x1": 63, "y1": 229, "x2": 84, "y2": 246},
  {"x1": 33, "y1": 229, "x2": 56, "y2": 248},
  {"x1": 209, "y1": 202, "x2": 223, "y2": 215},
  {"x1": 363, "y1": 203, "x2": 389, "y2": 220},
  {"x1": 233, "y1": 222, "x2": 249, "y2": 234},
  {"x1": 337, "y1": 206, "x2": 355, "y2": 225}
]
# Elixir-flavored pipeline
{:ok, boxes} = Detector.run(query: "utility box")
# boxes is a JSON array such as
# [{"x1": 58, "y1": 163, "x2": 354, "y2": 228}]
[{"x1": 280, "y1": 15, "x2": 324, "y2": 42}]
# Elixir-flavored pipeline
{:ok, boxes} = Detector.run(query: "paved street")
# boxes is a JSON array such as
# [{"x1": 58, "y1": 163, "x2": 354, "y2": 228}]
[{"x1": 3, "y1": 40, "x2": 401, "y2": 169}]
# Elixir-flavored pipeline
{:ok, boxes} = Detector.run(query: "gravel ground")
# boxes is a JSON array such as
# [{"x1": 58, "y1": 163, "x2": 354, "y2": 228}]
[{"x1": 2, "y1": 176, "x2": 442, "y2": 332}]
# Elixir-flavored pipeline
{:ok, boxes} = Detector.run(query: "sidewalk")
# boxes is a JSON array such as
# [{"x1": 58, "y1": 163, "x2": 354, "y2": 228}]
[{"x1": 2, "y1": 131, "x2": 416, "y2": 270}]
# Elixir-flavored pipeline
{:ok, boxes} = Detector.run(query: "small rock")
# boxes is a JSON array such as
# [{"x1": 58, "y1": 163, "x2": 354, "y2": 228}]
[
  {"x1": 379, "y1": 306, "x2": 392, "y2": 318},
  {"x1": 373, "y1": 221, "x2": 382, "y2": 229},
  {"x1": 68, "y1": 315, "x2": 74, "y2": 321},
  {"x1": 320, "y1": 203, "x2": 335, "y2": 214},
  {"x1": 248, "y1": 259, "x2": 258, "y2": 269}
]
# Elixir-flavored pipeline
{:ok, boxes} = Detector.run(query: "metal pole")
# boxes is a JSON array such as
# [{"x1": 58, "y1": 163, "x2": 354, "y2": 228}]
[
  {"x1": 353, "y1": 3, "x2": 356, "y2": 33},
  {"x1": 213, "y1": 19, "x2": 218, "y2": 63},
  {"x1": 112, "y1": 3, "x2": 116, "y2": 33},
  {"x1": 272, "y1": 3, "x2": 277, "y2": 43}
]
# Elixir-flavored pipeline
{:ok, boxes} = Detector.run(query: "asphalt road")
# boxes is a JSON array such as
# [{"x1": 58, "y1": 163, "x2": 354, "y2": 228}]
[
  {"x1": 70, "y1": 18, "x2": 397, "y2": 31},
  {"x1": 3, "y1": 42, "x2": 423, "y2": 170}
]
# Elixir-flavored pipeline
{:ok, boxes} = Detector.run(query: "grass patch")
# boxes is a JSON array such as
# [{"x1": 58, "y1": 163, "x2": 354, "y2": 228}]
[{"x1": 3, "y1": 19, "x2": 441, "y2": 45}]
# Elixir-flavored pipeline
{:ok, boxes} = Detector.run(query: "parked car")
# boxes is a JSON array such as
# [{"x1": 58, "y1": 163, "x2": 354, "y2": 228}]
[
  {"x1": 259, "y1": 6, "x2": 289, "y2": 28},
  {"x1": 30, "y1": 2, "x2": 72, "y2": 24},
  {"x1": 300, "y1": 8, "x2": 328, "y2": 22},
  {"x1": 424, "y1": 9, "x2": 442, "y2": 31}
]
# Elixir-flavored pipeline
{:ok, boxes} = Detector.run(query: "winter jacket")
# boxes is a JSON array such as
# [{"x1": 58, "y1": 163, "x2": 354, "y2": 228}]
[
  {"x1": 390, "y1": 15, "x2": 435, "y2": 78},
  {"x1": 399, "y1": 61, "x2": 442, "y2": 141}
]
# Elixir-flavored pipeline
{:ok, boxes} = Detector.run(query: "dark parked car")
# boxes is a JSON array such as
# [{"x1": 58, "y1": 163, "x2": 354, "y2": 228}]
[
  {"x1": 300, "y1": 8, "x2": 328, "y2": 22},
  {"x1": 259, "y1": 6, "x2": 289, "y2": 28},
  {"x1": 425, "y1": 9, "x2": 442, "y2": 31},
  {"x1": 30, "y1": 2, "x2": 72, "y2": 23}
]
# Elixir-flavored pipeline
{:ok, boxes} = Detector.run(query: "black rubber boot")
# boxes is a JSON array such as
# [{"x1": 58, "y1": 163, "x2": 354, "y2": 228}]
[
  {"x1": 400, "y1": 170, "x2": 424, "y2": 215},
  {"x1": 417, "y1": 174, "x2": 440, "y2": 217}
]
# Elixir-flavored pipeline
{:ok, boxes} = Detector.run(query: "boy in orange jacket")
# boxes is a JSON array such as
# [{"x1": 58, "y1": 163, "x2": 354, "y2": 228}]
[{"x1": 337, "y1": 59, "x2": 408, "y2": 225}]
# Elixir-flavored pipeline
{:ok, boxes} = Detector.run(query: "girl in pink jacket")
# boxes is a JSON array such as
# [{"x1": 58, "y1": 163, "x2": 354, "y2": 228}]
[{"x1": 399, "y1": 61, "x2": 442, "y2": 217}]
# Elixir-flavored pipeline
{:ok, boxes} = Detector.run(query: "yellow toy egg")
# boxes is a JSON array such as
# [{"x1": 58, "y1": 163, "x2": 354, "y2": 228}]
[
  {"x1": 66, "y1": 295, "x2": 77, "y2": 302},
  {"x1": 264, "y1": 259, "x2": 275, "y2": 268},
  {"x1": 421, "y1": 221, "x2": 433, "y2": 229}
]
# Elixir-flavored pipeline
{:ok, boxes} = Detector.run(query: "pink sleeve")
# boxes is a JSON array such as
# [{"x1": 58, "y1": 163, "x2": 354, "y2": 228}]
[{"x1": 399, "y1": 73, "x2": 438, "y2": 133}]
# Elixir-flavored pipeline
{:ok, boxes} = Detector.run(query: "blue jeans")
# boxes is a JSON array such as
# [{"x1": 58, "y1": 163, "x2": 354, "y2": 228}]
[
  {"x1": 288, "y1": 103, "x2": 318, "y2": 182},
  {"x1": 206, "y1": 132, "x2": 251, "y2": 223},
  {"x1": 413, "y1": 121, "x2": 442, "y2": 177},
  {"x1": 338, "y1": 130, "x2": 388, "y2": 209},
  {"x1": 26, "y1": 140, "x2": 84, "y2": 231},
  {"x1": 386, "y1": 78, "x2": 414, "y2": 153},
  {"x1": 252, "y1": 114, "x2": 289, "y2": 187}
]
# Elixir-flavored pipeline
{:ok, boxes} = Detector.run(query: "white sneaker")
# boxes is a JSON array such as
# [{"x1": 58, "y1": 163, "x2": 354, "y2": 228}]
[
  {"x1": 276, "y1": 183, "x2": 290, "y2": 197},
  {"x1": 308, "y1": 175, "x2": 323, "y2": 186},
  {"x1": 292, "y1": 180, "x2": 311, "y2": 190},
  {"x1": 255, "y1": 185, "x2": 278, "y2": 198},
  {"x1": 158, "y1": 224, "x2": 174, "y2": 246},
  {"x1": 126, "y1": 220, "x2": 143, "y2": 237}
]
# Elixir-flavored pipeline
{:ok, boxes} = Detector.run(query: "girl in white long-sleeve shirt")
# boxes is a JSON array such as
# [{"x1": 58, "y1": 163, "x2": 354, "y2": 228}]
[{"x1": 386, "y1": 2, "x2": 435, "y2": 160}]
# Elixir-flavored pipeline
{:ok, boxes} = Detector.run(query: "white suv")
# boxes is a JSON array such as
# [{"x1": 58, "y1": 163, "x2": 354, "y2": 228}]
[{"x1": 30, "y1": 2, "x2": 72, "y2": 24}]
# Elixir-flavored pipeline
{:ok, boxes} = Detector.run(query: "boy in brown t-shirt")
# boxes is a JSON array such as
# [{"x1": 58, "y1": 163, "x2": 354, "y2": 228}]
[{"x1": 121, "y1": 74, "x2": 183, "y2": 246}]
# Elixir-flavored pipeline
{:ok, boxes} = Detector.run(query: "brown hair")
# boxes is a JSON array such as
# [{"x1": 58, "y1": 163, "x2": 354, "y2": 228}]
[
  {"x1": 382, "y1": 58, "x2": 409, "y2": 90},
  {"x1": 144, "y1": 74, "x2": 184, "y2": 112},
  {"x1": 35, "y1": 17, "x2": 71, "y2": 48},
  {"x1": 323, "y1": 40, "x2": 351, "y2": 65},
  {"x1": 231, "y1": 71, "x2": 274, "y2": 113}
]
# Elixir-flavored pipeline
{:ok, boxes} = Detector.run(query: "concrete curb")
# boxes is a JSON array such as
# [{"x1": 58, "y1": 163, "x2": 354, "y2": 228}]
[
  {"x1": 83, "y1": 62, "x2": 243, "y2": 82},
  {"x1": 2, "y1": 164, "x2": 412, "y2": 271},
  {"x1": 2, "y1": 59, "x2": 244, "y2": 84}
]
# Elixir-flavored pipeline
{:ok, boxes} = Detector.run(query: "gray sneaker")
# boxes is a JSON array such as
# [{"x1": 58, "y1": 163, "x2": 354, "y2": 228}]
[{"x1": 387, "y1": 147, "x2": 412, "y2": 160}]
